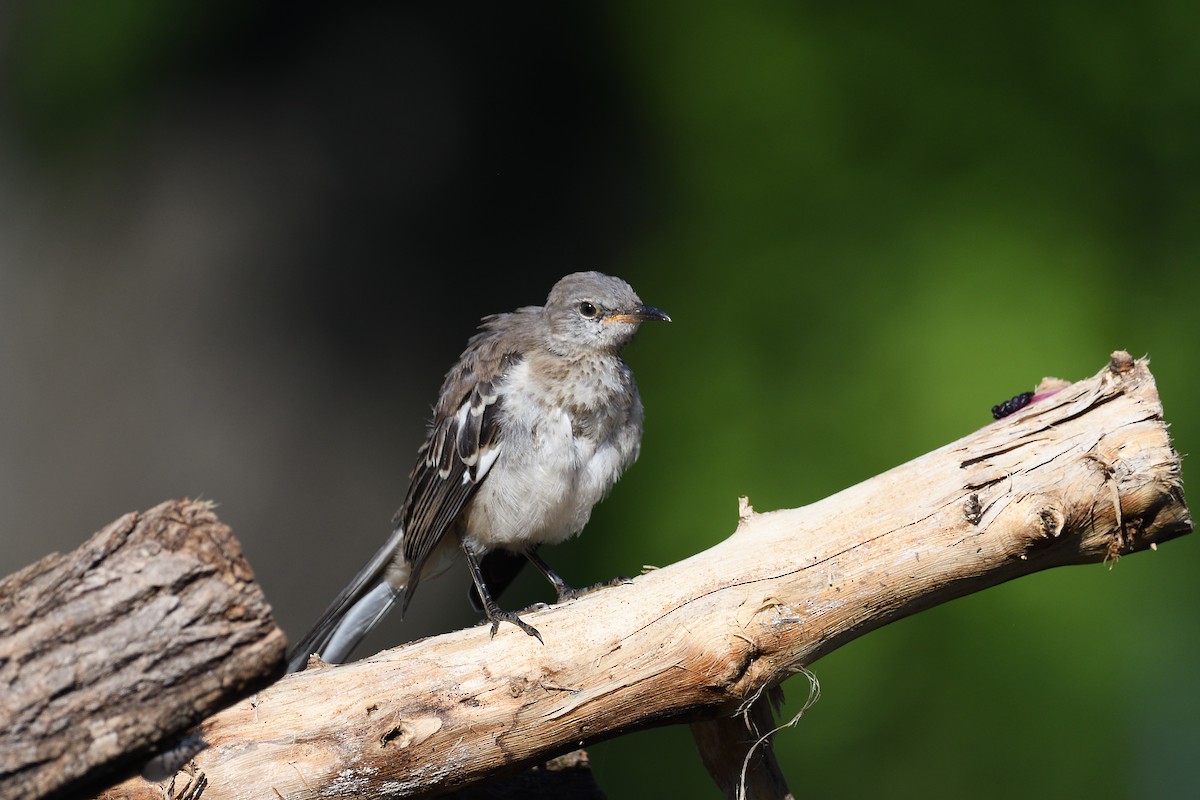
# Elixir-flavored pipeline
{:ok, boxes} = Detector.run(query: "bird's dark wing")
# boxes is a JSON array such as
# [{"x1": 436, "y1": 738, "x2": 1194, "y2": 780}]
[
  {"x1": 395, "y1": 314, "x2": 533, "y2": 614},
  {"x1": 396, "y1": 383, "x2": 502, "y2": 612}
]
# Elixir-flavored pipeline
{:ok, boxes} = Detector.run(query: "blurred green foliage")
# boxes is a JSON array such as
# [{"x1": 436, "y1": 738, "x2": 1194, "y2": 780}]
[
  {"x1": 587, "y1": 3, "x2": 1200, "y2": 797},
  {"x1": 2, "y1": 2, "x2": 1196, "y2": 797}
]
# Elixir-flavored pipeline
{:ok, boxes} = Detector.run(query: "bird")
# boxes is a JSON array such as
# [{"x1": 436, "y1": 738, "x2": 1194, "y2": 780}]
[{"x1": 286, "y1": 271, "x2": 670, "y2": 672}]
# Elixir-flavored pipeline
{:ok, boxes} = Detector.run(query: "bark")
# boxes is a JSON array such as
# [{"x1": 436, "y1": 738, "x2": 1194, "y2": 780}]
[
  {"x1": 0, "y1": 500, "x2": 287, "y2": 800},
  {"x1": 97, "y1": 353, "x2": 1191, "y2": 799},
  {"x1": 691, "y1": 686, "x2": 796, "y2": 800}
]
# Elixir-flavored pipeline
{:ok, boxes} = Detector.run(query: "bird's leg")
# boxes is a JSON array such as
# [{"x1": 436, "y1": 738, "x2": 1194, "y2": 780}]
[
  {"x1": 461, "y1": 543, "x2": 543, "y2": 644},
  {"x1": 522, "y1": 548, "x2": 577, "y2": 603},
  {"x1": 524, "y1": 548, "x2": 632, "y2": 603}
]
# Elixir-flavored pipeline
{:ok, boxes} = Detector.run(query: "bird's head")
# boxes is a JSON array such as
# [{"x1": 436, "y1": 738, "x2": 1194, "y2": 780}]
[{"x1": 542, "y1": 271, "x2": 670, "y2": 356}]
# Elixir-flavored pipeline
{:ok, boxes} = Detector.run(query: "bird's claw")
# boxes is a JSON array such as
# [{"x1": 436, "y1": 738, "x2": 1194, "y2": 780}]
[
  {"x1": 486, "y1": 609, "x2": 544, "y2": 644},
  {"x1": 556, "y1": 575, "x2": 631, "y2": 603}
]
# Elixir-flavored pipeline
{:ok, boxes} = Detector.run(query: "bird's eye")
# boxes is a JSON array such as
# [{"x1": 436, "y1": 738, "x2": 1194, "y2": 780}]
[{"x1": 578, "y1": 301, "x2": 599, "y2": 318}]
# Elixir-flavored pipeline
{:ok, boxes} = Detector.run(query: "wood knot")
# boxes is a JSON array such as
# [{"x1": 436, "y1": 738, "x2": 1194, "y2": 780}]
[
  {"x1": 1108, "y1": 350, "x2": 1135, "y2": 374},
  {"x1": 379, "y1": 716, "x2": 442, "y2": 749},
  {"x1": 1004, "y1": 496, "x2": 1070, "y2": 560},
  {"x1": 963, "y1": 493, "x2": 983, "y2": 526},
  {"x1": 1039, "y1": 507, "x2": 1065, "y2": 539},
  {"x1": 1016, "y1": 505, "x2": 1067, "y2": 559}
]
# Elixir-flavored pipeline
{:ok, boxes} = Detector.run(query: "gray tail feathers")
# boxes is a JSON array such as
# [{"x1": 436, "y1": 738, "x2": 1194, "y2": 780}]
[{"x1": 286, "y1": 526, "x2": 405, "y2": 673}]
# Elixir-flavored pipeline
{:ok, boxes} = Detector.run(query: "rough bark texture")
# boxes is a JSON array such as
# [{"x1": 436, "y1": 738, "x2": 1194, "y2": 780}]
[
  {"x1": 691, "y1": 686, "x2": 795, "y2": 800},
  {"x1": 0, "y1": 499, "x2": 287, "y2": 800},
  {"x1": 98, "y1": 353, "x2": 1190, "y2": 799}
]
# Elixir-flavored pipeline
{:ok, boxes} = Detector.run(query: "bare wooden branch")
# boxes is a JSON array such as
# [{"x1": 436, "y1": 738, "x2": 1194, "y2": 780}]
[
  {"x1": 99, "y1": 353, "x2": 1190, "y2": 799},
  {"x1": 0, "y1": 499, "x2": 287, "y2": 800},
  {"x1": 691, "y1": 686, "x2": 794, "y2": 800}
]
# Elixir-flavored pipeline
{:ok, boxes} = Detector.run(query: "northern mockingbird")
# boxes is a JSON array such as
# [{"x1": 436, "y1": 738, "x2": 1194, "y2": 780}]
[{"x1": 287, "y1": 271, "x2": 669, "y2": 671}]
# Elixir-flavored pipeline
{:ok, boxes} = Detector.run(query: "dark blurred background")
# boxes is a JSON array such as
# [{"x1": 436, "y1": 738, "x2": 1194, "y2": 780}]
[{"x1": 1, "y1": 2, "x2": 1197, "y2": 796}]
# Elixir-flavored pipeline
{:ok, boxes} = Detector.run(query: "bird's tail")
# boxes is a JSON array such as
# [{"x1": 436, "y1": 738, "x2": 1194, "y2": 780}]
[{"x1": 285, "y1": 526, "x2": 406, "y2": 673}]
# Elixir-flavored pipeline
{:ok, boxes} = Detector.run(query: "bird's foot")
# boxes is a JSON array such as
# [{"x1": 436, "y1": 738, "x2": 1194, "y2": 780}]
[
  {"x1": 556, "y1": 575, "x2": 631, "y2": 603},
  {"x1": 486, "y1": 608, "x2": 544, "y2": 644}
]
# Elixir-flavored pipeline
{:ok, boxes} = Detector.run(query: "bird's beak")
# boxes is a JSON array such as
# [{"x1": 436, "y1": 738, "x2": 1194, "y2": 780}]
[{"x1": 605, "y1": 304, "x2": 672, "y2": 324}]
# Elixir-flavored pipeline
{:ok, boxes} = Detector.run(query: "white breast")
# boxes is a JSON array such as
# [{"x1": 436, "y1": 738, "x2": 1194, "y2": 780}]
[{"x1": 461, "y1": 357, "x2": 642, "y2": 551}]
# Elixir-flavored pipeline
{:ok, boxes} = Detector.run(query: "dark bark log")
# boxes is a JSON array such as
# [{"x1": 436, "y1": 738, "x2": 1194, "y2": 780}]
[{"x1": 0, "y1": 499, "x2": 286, "y2": 800}]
